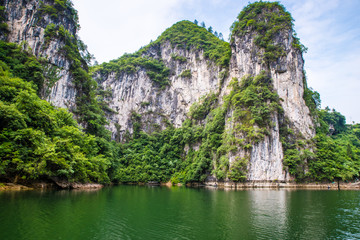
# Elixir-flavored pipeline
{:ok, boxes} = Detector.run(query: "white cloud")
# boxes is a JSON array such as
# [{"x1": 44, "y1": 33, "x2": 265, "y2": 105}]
[
  {"x1": 73, "y1": 0, "x2": 183, "y2": 63},
  {"x1": 73, "y1": 0, "x2": 360, "y2": 122},
  {"x1": 286, "y1": 0, "x2": 360, "y2": 122}
]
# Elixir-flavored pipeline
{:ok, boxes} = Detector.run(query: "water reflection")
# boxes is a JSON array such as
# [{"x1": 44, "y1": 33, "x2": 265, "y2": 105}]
[
  {"x1": 246, "y1": 190, "x2": 287, "y2": 239},
  {"x1": 0, "y1": 187, "x2": 359, "y2": 240}
]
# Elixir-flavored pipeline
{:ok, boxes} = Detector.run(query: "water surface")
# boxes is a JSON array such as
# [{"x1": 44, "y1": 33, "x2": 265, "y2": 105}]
[{"x1": 0, "y1": 186, "x2": 359, "y2": 239}]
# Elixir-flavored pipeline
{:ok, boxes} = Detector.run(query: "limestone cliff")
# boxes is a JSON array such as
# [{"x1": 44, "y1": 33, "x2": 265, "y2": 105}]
[
  {"x1": 2, "y1": 1, "x2": 316, "y2": 182},
  {"x1": 230, "y1": 29, "x2": 314, "y2": 139},
  {"x1": 93, "y1": 4, "x2": 315, "y2": 182},
  {"x1": 223, "y1": 4, "x2": 316, "y2": 181},
  {"x1": 93, "y1": 40, "x2": 222, "y2": 140},
  {"x1": 2, "y1": 0, "x2": 79, "y2": 110},
  {"x1": 2, "y1": 0, "x2": 108, "y2": 137},
  {"x1": 92, "y1": 20, "x2": 229, "y2": 141}
]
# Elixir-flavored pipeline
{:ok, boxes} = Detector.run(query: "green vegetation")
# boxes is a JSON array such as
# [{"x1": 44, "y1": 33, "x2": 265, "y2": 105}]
[
  {"x1": 91, "y1": 53, "x2": 170, "y2": 89},
  {"x1": 189, "y1": 93, "x2": 218, "y2": 120},
  {"x1": 229, "y1": 157, "x2": 249, "y2": 182},
  {"x1": 227, "y1": 73, "x2": 282, "y2": 135},
  {"x1": 0, "y1": 0, "x2": 116, "y2": 184},
  {"x1": 1, "y1": 0, "x2": 359, "y2": 186},
  {"x1": 0, "y1": 2, "x2": 9, "y2": 37},
  {"x1": 171, "y1": 54, "x2": 187, "y2": 63},
  {"x1": 231, "y1": 1, "x2": 306, "y2": 65},
  {"x1": 281, "y1": 99, "x2": 360, "y2": 182},
  {"x1": 0, "y1": 62, "x2": 120, "y2": 183},
  {"x1": 116, "y1": 71, "x2": 283, "y2": 183},
  {"x1": 140, "y1": 101, "x2": 151, "y2": 108},
  {"x1": 309, "y1": 109, "x2": 360, "y2": 182},
  {"x1": 0, "y1": 41, "x2": 60, "y2": 98},
  {"x1": 280, "y1": 106, "x2": 360, "y2": 183},
  {"x1": 281, "y1": 131, "x2": 314, "y2": 180},
  {"x1": 0, "y1": 41, "x2": 45, "y2": 95},
  {"x1": 92, "y1": 20, "x2": 231, "y2": 85},
  {"x1": 156, "y1": 20, "x2": 231, "y2": 68},
  {"x1": 39, "y1": 1, "x2": 108, "y2": 138},
  {"x1": 37, "y1": 0, "x2": 79, "y2": 30},
  {"x1": 179, "y1": 69, "x2": 192, "y2": 78},
  {"x1": 114, "y1": 128, "x2": 183, "y2": 183},
  {"x1": 218, "y1": 70, "x2": 229, "y2": 88}
]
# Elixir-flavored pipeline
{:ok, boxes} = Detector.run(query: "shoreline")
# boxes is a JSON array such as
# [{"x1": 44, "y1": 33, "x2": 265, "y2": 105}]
[
  {"x1": 0, "y1": 182, "x2": 104, "y2": 191},
  {"x1": 1, "y1": 180, "x2": 360, "y2": 191},
  {"x1": 201, "y1": 181, "x2": 360, "y2": 190}
]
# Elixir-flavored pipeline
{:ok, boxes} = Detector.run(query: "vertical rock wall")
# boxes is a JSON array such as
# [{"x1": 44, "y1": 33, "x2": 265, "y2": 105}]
[
  {"x1": 3, "y1": 0, "x2": 77, "y2": 110},
  {"x1": 227, "y1": 29, "x2": 315, "y2": 181},
  {"x1": 3, "y1": 1, "x2": 315, "y2": 182},
  {"x1": 94, "y1": 41, "x2": 220, "y2": 140},
  {"x1": 230, "y1": 30, "x2": 314, "y2": 138}
]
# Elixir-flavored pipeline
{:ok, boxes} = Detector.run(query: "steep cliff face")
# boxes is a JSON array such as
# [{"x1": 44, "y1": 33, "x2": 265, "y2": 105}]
[
  {"x1": 92, "y1": 3, "x2": 315, "y2": 182},
  {"x1": 2, "y1": 0, "x2": 108, "y2": 138},
  {"x1": 230, "y1": 31, "x2": 314, "y2": 139},
  {"x1": 221, "y1": 3, "x2": 315, "y2": 181},
  {"x1": 94, "y1": 41, "x2": 221, "y2": 140},
  {"x1": 1, "y1": 1, "x2": 316, "y2": 182},
  {"x1": 3, "y1": 0, "x2": 78, "y2": 109},
  {"x1": 93, "y1": 21, "x2": 228, "y2": 140},
  {"x1": 242, "y1": 114, "x2": 286, "y2": 181}
]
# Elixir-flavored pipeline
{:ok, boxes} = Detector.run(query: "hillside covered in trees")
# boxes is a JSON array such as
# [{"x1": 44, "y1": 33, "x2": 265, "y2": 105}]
[{"x1": 0, "y1": 0, "x2": 359, "y2": 188}]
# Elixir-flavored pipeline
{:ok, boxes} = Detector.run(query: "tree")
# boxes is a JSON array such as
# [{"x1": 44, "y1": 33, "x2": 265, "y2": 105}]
[
  {"x1": 208, "y1": 26, "x2": 213, "y2": 33},
  {"x1": 201, "y1": 21, "x2": 206, "y2": 28},
  {"x1": 0, "y1": 64, "x2": 113, "y2": 183},
  {"x1": 194, "y1": 19, "x2": 198, "y2": 25},
  {"x1": 218, "y1": 32, "x2": 223, "y2": 40}
]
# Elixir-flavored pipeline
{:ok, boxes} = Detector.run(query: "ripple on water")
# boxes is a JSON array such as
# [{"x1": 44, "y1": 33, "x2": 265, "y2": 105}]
[{"x1": 0, "y1": 187, "x2": 359, "y2": 240}]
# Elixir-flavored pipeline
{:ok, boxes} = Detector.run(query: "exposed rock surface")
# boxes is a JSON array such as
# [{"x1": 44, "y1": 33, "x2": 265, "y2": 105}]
[
  {"x1": 230, "y1": 30, "x2": 314, "y2": 139},
  {"x1": 2, "y1": 1, "x2": 315, "y2": 182},
  {"x1": 3, "y1": 0, "x2": 77, "y2": 109},
  {"x1": 93, "y1": 25, "x2": 314, "y2": 181},
  {"x1": 0, "y1": 183, "x2": 33, "y2": 190},
  {"x1": 94, "y1": 41, "x2": 221, "y2": 140},
  {"x1": 203, "y1": 181, "x2": 360, "y2": 190},
  {"x1": 52, "y1": 178, "x2": 104, "y2": 189},
  {"x1": 224, "y1": 29, "x2": 315, "y2": 181}
]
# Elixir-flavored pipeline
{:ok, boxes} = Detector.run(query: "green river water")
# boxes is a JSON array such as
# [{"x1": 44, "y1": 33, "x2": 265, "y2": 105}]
[{"x1": 0, "y1": 185, "x2": 359, "y2": 240}]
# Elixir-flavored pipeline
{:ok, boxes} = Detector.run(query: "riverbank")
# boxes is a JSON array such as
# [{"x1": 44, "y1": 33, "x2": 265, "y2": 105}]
[
  {"x1": 202, "y1": 180, "x2": 360, "y2": 190},
  {"x1": 0, "y1": 183, "x2": 34, "y2": 191},
  {"x1": 1, "y1": 180, "x2": 360, "y2": 191},
  {"x1": 0, "y1": 182, "x2": 104, "y2": 191}
]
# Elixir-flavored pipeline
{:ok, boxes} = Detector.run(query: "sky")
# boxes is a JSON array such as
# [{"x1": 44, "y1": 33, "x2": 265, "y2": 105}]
[{"x1": 72, "y1": 0, "x2": 360, "y2": 123}]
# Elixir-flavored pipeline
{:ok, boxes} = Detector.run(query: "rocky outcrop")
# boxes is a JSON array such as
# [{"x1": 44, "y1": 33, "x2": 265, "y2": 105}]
[
  {"x1": 3, "y1": 0, "x2": 78, "y2": 109},
  {"x1": 94, "y1": 41, "x2": 221, "y2": 140},
  {"x1": 54, "y1": 181, "x2": 104, "y2": 189},
  {"x1": 2, "y1": 1, "x2": 316, "y2": 182},
  {"x1": 94, "y1": 19, "x2": 314, "y2": 181},
  {"x1": 230, "y1": 29, "x2": 315, "y2": 139},
  {"x1": 246, "y1": 115, "x2": 286, "y2": 181},
  {"x1": 203, "y1": 181, "x2": 360, "y2": 190},
  {"x1": 226, "y1": 29, "x2": 315, "y2": 181},
  {"x1": 0, "y1": 183, "x2": 33, "y2": 190}
]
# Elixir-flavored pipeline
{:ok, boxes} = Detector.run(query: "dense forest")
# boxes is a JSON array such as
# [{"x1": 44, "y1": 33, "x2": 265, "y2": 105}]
[{"x1": 0, "y1": 1, "x2": 359, "y2": 186}]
